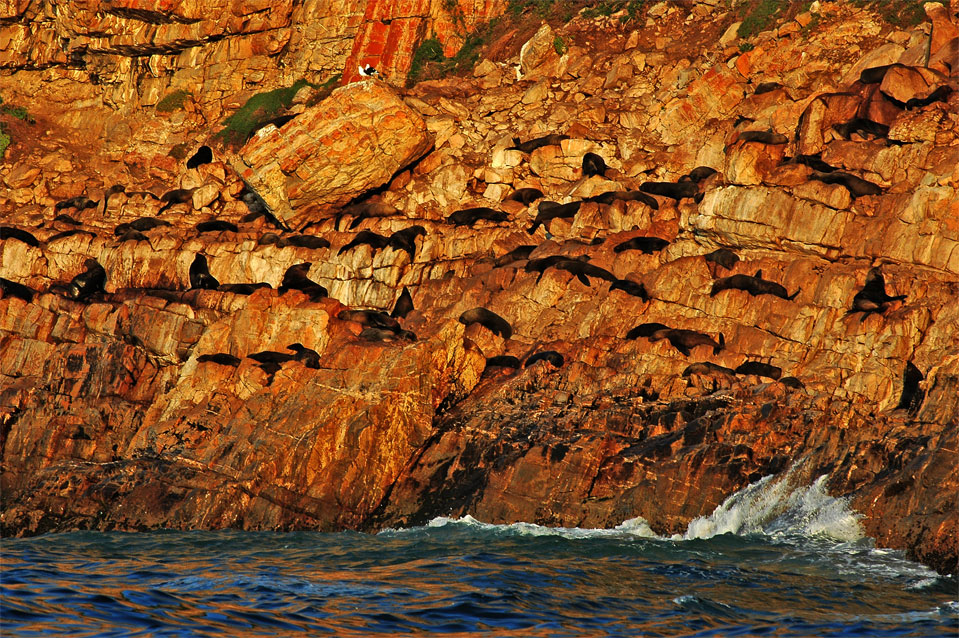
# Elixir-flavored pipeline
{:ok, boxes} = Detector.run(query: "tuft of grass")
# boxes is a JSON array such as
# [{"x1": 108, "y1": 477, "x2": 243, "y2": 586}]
[
  {"x1": 215, "y1": 79, "x2": 314, "y2": 149},
  {"x1": 408, "y1": 32, "x2": 488, "y2": 84},
  {"x1": 851, "y1": 0, "x2": 926, "y2": 27},
  {"x1": 737, "y1": 0, "x2": 783, "y2": 40},
  {"x1": 155, "y1": 89, "x2": 192, "y2": 113},
  {"x1": 553, "y1": 35, "x2": 567, "y2": 55},
  {"x1": 739, "y1": 41, "x2": 754, "y2": 52},
  {"x1": 0, "y1": 122, "x2": 10, "y2": 157}
]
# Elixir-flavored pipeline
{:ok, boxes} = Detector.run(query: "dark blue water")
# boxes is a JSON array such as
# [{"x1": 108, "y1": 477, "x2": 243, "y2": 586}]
[{"x1": 2, "y1": 516, "x2": 956, "y2": 637}]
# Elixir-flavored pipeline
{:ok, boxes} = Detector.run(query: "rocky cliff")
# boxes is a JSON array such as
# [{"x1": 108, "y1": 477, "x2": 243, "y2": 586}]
[{"x1": 1, "y1": 0, "x2": 957, "y2": 574}]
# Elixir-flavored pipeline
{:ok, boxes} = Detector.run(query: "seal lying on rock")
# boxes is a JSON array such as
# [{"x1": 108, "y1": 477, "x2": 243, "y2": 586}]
[
  {"x1": 639, "y1": 181, "x2": 699, "y2": 201},
  {"x1": 614, "y1": 237, "x2": 670, "y2": 254},
  {"x1": 704, "y1": 248, "x2": 739, "y2": 271},
  {"x1": 388, "y1": 226, "x2": 427, "y2": 262},
  {"x1": 54, "y1": 196, "x2": 98, "y2": 211},
  {"x1": 506, "y1": 188, "x2": 544, "y2": 205},
  {"x1": 525, "y1": 350, "x2": 564, "y2": 368},
  {"x1": 157, "y1": 188, "x2": 196, "y2": 214},
  {"x1": 197, "y1": 353, "x2": 242, "y2": 367},
  {"x1": 486, "y1": 355, "x2": 521, "y2": 369},
  {"x1": 448, "y1": 207, "x2": 508, "y2": 227},
  {"x1": 585, "y1": 190, "x2": 659, "y2": 209},
  {"x1": 735, "y1": 361, "x2": 782, "y2": 380},
  {"x1": 459, "y1": 307, "x2": 512, "y2": 339},
  {"x1": 554, "y1": 258, "x2": 616, "y2": 286},
  {"x1": 626, "y1": 322, "x2": 725, "y2": 357},
  {"x1": 196, "y1": 220, "x2": 238, "y2": 234},
  {"x1": 509, "y1": 134, "x2": 569, "y2": 154},
  {"x1": 1, "y1": 226, "x2": 39, "y2": 247},
  {"x1": 609, "y1": 279, "x2": 649, "y2": 300},
  {"x1": 527, "y1": 201, "x2": 581, "y2": 234},
  {"x1": 0, "y1": 277, "x2": 36, "y2": 303},
  {"x1": 339, "y1": 230, "x2": 389, "y2": 255},
  {"x1": 810, "y1": 171, "x2": 882, "y2": 198},
  {"x1": 287, "y1": 343, "x2": 320, "y2": 369},
  {"x1": 494, "y1": 245, "x2": 537, "y2": 267},
  {"x1": 710, "y1": 270, "x2": 799, "y2": 301}
]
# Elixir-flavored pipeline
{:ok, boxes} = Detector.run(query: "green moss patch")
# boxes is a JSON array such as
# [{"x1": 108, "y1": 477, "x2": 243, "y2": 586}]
[
  {"x1": 214, "y1": 79, "x2": 315, "y2": 149},
  {"x1": 155, "y1": 90, "x2": 192, "y2": 113}
]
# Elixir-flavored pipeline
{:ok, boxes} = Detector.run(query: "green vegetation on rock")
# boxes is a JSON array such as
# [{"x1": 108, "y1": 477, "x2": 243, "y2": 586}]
[
  {"x1": 0, "y1": 123, "x2": 10, "y2": 157},
  {"x1": 408, "y1": 33, "x2": 487, "y2": 84},
  {"x1": 215, "y1": 79, "x2": 315, "y2": 149},
  {"x1": 155, "y1": 89, "x2": 192, "y2": 113}
]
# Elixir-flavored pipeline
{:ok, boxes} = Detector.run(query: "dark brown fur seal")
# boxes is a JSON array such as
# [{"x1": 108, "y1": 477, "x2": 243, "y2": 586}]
[
  {"x1": 703, "y1": 248, "x2": 739, "y2": 271},
  {"x1": 613, "y1": 237, "x2": 669, "y2": 254},
  {"x1": 609, "y1": 279, "x2": 649, "y2": 300},
  {"x1": 388, "y1": 226, "x2": 427, "y2": 262},
  {"x1": 340, "y1": 201, "x2": 399, "y2": 230},
  {"x1": 506, "y1": 188, "x2": 544, "y2": 205},
  {"x1": 735, "y1": 361, "x2": 782, "y2": 380},
  {"x1": 626, "y1": 322, "x2": 724, "y2": 356},
  {"x1": 1, "y1": 226, "x2": 39, "y2": 247},
  {"x1": 338, "y1": 230, "x2": 389, "y2": 255},
  {"x1": 114, "y1": 217, "x2": 170, "y2": 236},
  {"x1": 339, "y1": 309, "x2": 402, "y2": 332},
  {"x1": 525, "y1": 350, "x2": 564, "y2": 368},
  {"x1": 1, "y1": 277, "x2": 35, "y2": 303},
  {"x1": 287, "y1": 343, "x2": 320, "y2": 369},
  {"x1": 54, "y1": 213, "x2": 82, "y2": 226},
  {"x1": 682, "y1": 361, "x2": 738, "y2": 378},
  {"x1": 509, "y1": 134, "x2": 569, "y2": 154},
  {"x1": 737, "y1": 130, "x2": 789, "y2": 145},
  {"x1": 639, "y1": 181, "x2": 699, "y2": 201},
  {"x1": 54, "y1": 196, "x2": 98, "y2": 211},
  {"x1": 494, "y1": 245, "x2": 537, "y2": 267},
  {"x1": 459, "y1": 307, "x2": 512, "y2": 339},
  {"x1": 895, "y1": 361, "x2": 924, "y2": 413},
  {"x1": 448, "y1": 207, "x2": 508, "y2": 227},
  {"x1": 196, "y1": 220, "x2": 239, "y2": 234},
  {"x1": 527, "y1": 200, "x2": 581, "y2": 234},
  {"x1": 157, "y1": 188, "x2": 196, "y2": 213},
  {"x1": 486, "y1": 355, "x2": 521, "y2": 369},
  {"x1": 554, "y1": 259, "x2": 616, "y2": 286},
  {"x1": 848, "y1": 267, "x2": 906, "y2": 317},
  {"x1": 810, "y1": 171, "x2": 882, "y2": 198},
  {"x1": 197, "y1": 353, "x2": 242, "y2": 367},
  {"x1": 832, "y1": 118, "x2": 889, "y2": 140},
  {"x1": 679, "y1": 166, "x2": 719, "y2": 183},
  {"x1": 51, "y1": 258, "x2": 106, "y2": 302},
  {"x1": 279, "y1": 263, "x2": 327, "y2": 301},
  {"x1": 189, "y1": 254, "x2": 219, "y2": 290},
  {"x1": 582, "y1": 152, "x2": 607, "y2": 178},
  {"x1": 710, "y1": 270, "x2": 799, "y2": 301},
  {"x1": 585, "y1": 190, "x2": 659, "y2": 209}
]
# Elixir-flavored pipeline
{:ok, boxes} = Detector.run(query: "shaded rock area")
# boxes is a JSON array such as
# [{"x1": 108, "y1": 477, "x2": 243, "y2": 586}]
[{"x1": 1, "y1": 1, "x2": 958, "y2": 576}]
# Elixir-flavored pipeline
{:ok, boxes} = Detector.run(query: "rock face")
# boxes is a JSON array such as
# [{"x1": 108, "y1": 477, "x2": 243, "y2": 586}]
[
  {"x1": 234, "y1": 81, "x2": 433, "y2": 225},
  {"x1": 1, "y1": 1, "x2": 958, "y2": 576}
]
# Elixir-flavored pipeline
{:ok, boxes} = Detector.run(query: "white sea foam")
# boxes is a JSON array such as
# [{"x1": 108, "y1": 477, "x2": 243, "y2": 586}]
[
  {"x1": 683, "y1": 473, "x2": 865, "y2": 542},
  {"x1": 411, "y1": 513, "x2": 658, "y2": 539}
]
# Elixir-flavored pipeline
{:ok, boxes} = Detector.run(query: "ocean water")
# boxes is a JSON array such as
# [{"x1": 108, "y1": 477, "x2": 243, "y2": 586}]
[{"x1": 2, "y1": 476, "x2": 956, "y2": 637}]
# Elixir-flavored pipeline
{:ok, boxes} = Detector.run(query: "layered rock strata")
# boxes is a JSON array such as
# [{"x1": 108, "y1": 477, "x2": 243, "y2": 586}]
[{"x1": 1, "y1": 1, "x2": 957, "y2": 574}]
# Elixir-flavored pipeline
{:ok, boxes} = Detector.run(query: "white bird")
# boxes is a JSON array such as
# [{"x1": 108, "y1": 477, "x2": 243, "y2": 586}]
[{"x1": 358, "y1": 64, "x2": 378, "y2": 77}]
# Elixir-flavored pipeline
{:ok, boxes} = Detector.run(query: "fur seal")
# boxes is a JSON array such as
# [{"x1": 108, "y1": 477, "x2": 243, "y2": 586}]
[
  {"x1": 613, "y1": 236, "x2": 670, "y2": 254},
  {"x1": 895, "y1": 362, "x2": 924, "y2": 413},
  {"x1": 189, "y1": 254, "x2": 219, "y2": 290},
  {"x1": 388, "y1": 225, "x2": 427, "y2": 262},
  {"x1": 339, "y1": 309, "x2": 402, "y2": 332},
  {"x1": 810, "y1": 171, "x2": 882, "y2": 198},
  {"x1": 832, "y1": 118, "x2": 889, "y2": 140},
  {"x1": 157, "y1": 188, "x2": 196, "y2": 213},
  {"x1": 279, "y1": 234, "x2": 331, "y2": 249},
  {"x1": 258, "y1": 232, "x2": 281, "y2": 246},
  {"x1": 904, "y1": 85, "x2": 952, "y2": 109},
  {"x1": 525, "y1": 350, "x2": 564, "y2": 368},
  {"x1": 391, "y1": 287, "x2": 414, "y2": 319},
  {"x1": 778, "y1": 376, "x2": 805, "y2": 390},
  {"x1": 1, "y1": 226, "x2": 40, "y2": 247},
  {"x1": 626, "y1": 322, "x2": 724, "y2": 356},
  {"x1": 218, "y1": 283, "x2": 271, "y2": 295},
  {"x1": 117, "y1": 229, "x2": 148, "y2": 243},
  {"x1": 682, "y1": 361, "x2": 738, "y2": 378},
  {"x1": 609, "y1": 279, "x2": 649, "y2": 300},
  {"x1": 338, "y1": 230, "x2": 389, "y2": 255},
  {"x1": 710, "y1": 270, "x2": 799, "y2": 301},
  {"x1": 360, "y1": 327, "x2": 416, "y2": 342},
  {"x1": 582, "y1": 152, "x2": 607, "y2": 178},
  {"x1": 737, "y1": 130, "x2": 789, "y2": 145},
  {"x1": 0, "y1": 277, "x2": 35, "y2": 303},
  {"x1": 186, "y1": 145, "x2": 213, "y2": 169},
  {"x1": 459, "y1": 307, "x2": 512, "y2": 339},
  {"x1": 279, "y1": 263, "x2": 327, "y2": 301},
  {"x1": 791, "y1": 154, "x2": 837, "y2": 173},
  {"x1": 287, "y1": 343, "x2": 320, "y2": 369},
  {"x1": 494, "y1": 245, "x2": 537, "y2": 267},
  {"x1": 848, "y1": 267, "x2": 906, "y2": 317},
  {"x1": 585, "y1": 190, "x2": 659, "y2": 209},
  {"x1": 679, "y1": 166, "x2": 719, "y2": 183},
  {"x1": 51, "y1": 258, "x2": 106, "y2": 302},
  {"x1": 527, "y1": 200, "x2": 581, "y2": 234},
  {"x1": 447, "y1": 207, "x2": 508, "y2": 227},
  {"x1": 509, "y1": 134, "x2": 569, "y2": 154},
  {"x1": 554, "y1": 258, "x2": 616, "y2": 286},
  {"x1": 639, "y1": 181, "x2": 699, "y2": 201},
  {"x1": 486, "y1": 355, "x2": 521, "y2": 369},
  {"x1": 704, "y1": 248, "x2": 739, "y2": 271},
  {"x1": 197, "y1": 353, "x2": 242, "y2": 367},
  {"x1": 54, "y1": 196, "x2": 98, "y2": 211},
  {"x1": 735, "y1": 361, "x2": 782, "y2": 380},
  {"x1": 506, "y1": 188, "x2": 544, "y2": 205},
  {"x1": 247, "y1": 350, "x2": 296, "y2": 384},
  {"x1": 196, "y1": 220, "x2": 239, "y2": 234},
  {"x1": 54, "y1": 213, "x2": 82, "y2": 226},
  {"x1": 114, "y1": 217, "x2": 170, "y2": 236}
]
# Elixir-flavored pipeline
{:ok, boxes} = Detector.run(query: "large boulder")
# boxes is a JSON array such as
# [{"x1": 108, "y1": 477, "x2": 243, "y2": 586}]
[{"x1": 233, "y1": 80, "x2": 433, "y2": 227}]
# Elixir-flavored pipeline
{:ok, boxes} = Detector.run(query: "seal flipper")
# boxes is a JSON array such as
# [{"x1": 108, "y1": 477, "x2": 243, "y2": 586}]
[{"x1": 787, "y1": 287, "x2": 801, "y2": 301}]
